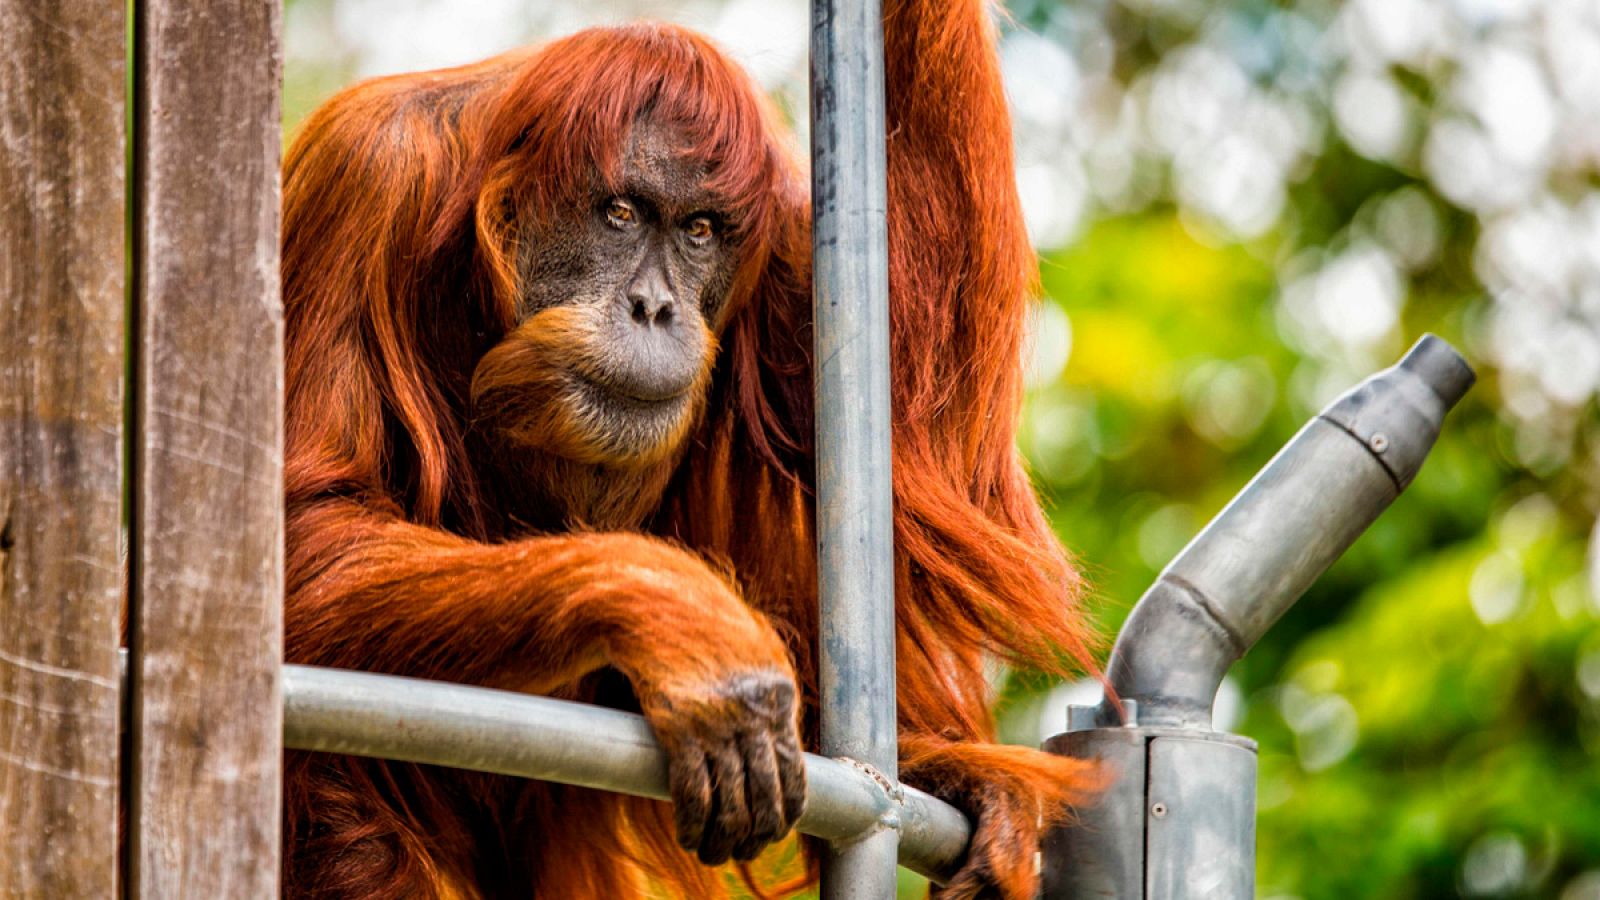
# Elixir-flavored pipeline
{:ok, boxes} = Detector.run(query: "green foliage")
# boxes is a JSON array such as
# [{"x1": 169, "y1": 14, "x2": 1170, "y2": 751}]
[{"x1": 999, "y1": 0, "x2": 1600, "y2": 891}]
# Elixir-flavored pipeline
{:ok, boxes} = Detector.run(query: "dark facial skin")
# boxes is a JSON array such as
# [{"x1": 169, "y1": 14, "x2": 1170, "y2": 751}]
[
  {"x1": 469, "y1": 116, "x2": 740, "y2": 525},
  {"x1": 517, "y1": 116, "x2": 737, "y2": 414}
]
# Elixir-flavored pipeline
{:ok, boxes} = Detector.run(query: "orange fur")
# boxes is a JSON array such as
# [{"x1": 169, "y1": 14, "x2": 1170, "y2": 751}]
[{"x1": 281, "y1": 2, "x2": 1101, "y2": 897}]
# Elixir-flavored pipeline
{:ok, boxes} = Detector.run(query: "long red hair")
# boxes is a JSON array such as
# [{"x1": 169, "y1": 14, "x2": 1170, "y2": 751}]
[
  {"x1": 280, "y1": 6, "x2": 1101, "y2": 897},
  {"x1": 283, "y1": 25, "x2": 793, "y2": 534}
]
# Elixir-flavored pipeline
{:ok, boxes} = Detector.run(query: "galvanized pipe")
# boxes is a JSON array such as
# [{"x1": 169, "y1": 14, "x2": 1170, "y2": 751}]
[
  {"x1": 280, "y1": 665, "x2": 969, "y2": 883},
  {"x1": 1044, "y1": 335, "x2": 1475, "y2": 899},
  {"x1": 1097, "y1": 334, "x2": 1475, "y2": 730},
  {"x1": 809, "y1": 0, "x2": 899, "y2": 896}
]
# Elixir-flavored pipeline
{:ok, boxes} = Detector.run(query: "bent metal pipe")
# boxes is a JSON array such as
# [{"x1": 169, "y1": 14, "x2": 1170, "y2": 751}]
[
  {"x1": 1042, "y1": 334, "x2": 1475, "y2": 900},
  {"x1": 1099, "y1": 333, "x2": 1475, "y2": 730}
]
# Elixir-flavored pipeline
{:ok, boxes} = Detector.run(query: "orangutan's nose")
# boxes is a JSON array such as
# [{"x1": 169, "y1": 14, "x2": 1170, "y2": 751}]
[{"x1": 625, "y1": 255, "x2": 675, "y2": 327}]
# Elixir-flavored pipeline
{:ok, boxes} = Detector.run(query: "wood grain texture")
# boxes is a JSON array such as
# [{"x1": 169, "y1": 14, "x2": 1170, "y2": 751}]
[
  {"x1": 129, "y1": 1, "x2": 284, "y2": 896},
  {"x1": 0, "y1": 1, "x2": 127, "y2": 895}
]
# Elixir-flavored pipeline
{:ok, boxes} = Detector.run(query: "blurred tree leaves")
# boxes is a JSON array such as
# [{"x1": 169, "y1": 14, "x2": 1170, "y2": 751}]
[{"x1": 1002, "y1": 0, "x2": 1600, "y2": 891}]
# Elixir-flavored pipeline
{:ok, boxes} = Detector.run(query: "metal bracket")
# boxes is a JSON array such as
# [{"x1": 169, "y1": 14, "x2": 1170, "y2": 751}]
[{"x1": 831, "y1": 757, "x2": 906, "y2": 844}]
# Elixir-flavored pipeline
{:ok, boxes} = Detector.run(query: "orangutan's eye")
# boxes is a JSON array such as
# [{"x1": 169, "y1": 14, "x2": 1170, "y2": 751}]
[
  {"x1": 605, "y1": 198, "x2": 638, "y2": 228},
  {"x1": 684, "y1": 215, "x2": 715, "y2": 244}
]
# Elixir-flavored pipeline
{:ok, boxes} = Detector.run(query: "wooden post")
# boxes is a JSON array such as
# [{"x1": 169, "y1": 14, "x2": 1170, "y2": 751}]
[
  {"x1": 0, "y1": 1, "x2": 127, "y2": 894},
  {"x1": 0, "y1": 0, "x2": 128, "y2": 890},
  {"x1": 127, "y1": 0, "x2": 285, "y2": 895}
]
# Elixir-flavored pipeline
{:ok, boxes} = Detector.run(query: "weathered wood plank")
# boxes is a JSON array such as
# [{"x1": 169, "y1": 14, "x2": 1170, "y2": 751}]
[
  {"x1": 128, "y1": 1, "x2": 284, "y2": 896},
  {"x1": 0, "y1": 1, "x2": 127, "y2": 894}
]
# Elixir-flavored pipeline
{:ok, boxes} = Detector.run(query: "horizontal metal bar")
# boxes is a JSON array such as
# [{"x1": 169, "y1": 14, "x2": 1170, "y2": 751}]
[{"x1": 281, "y1": 664, "x2": 970, "y2": 884}]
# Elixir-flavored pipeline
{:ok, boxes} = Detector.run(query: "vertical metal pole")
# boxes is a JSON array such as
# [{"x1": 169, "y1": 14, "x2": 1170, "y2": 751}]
[{"x1": 811, "y1": 0, "x2": 898, "y2": 897}]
